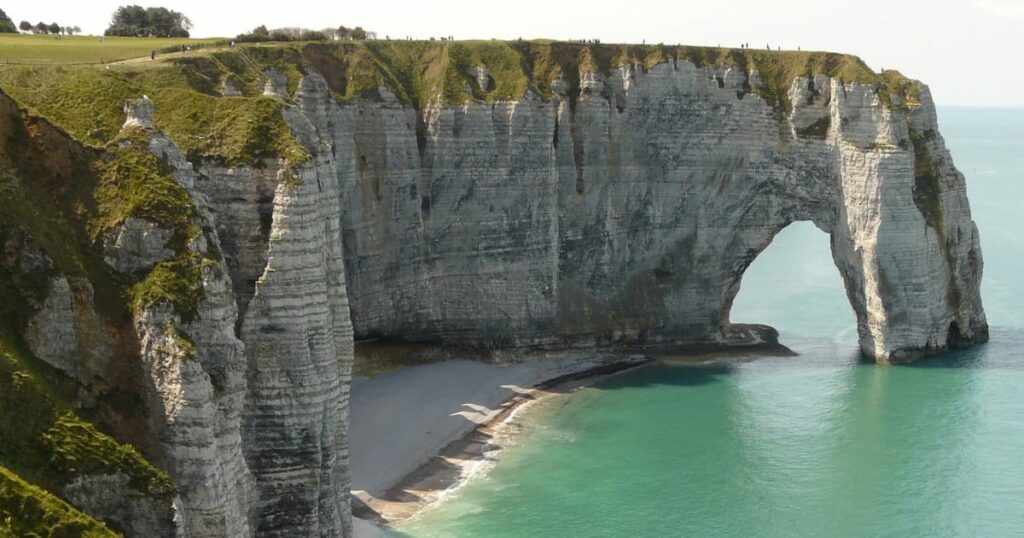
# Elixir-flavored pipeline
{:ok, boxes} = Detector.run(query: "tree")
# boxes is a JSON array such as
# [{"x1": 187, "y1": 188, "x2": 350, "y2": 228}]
[
  {"x1": 48, "y1": 22, "x2": 60, "y2": 35},
  {"x1": 0, "y1": 8, "x2": 16, "y2": 33},
  {"x1": 106, "y1": 4, "x2": 145, "y2": 36},
  {"x1": 243, "y1": 24, "x2": 270, "y2": 41},
  {"x1": 236, "y1": 23, "x2": 370, "y2": 43},
  {"x1": 72, "y1": 25, "x2": 81, "y2": 35},
  {"x1": 235, "y1": 25, "x2": 276, "y2": 43},
  {"x1": 34, "y1": 22, "x2": 47, "y2": 35},
  {"x1": 300, "y1": 29, "x2": 327, "y2": 41},
  {"x1": 19, "y1": 20, "x2": 31, "y2": 32},
  {"x1": 105, "y1": 5, "x2": 192, "y2": 37},
  {"x1": 269, "y1": 29, "x2": 292, "y2": 42}
]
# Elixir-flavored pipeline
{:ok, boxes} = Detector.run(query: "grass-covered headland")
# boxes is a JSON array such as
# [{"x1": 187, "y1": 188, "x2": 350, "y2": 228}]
[{"x1": 0, "y1": 34, "x2": 224, "y2": 65}]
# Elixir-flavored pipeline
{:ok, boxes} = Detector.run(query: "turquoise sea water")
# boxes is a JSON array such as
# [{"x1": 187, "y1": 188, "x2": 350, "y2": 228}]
[{"x1": 397, "y1": 107, "x2": 1024, "y2": 537}]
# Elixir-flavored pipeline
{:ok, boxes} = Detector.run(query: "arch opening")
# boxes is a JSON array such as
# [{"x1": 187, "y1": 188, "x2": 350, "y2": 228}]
[{"x1": 727, "y1": 221, "x2": 858, "y2": 346}]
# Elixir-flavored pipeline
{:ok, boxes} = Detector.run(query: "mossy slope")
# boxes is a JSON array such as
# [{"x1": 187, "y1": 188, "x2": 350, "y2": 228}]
[
  {"x1": 93, "y1": 127, "x2": 210, "y2": 323},
  {"x1": 0, "y1": 61, "x2": 308, "y2": 167},
  {"x1": 0, "y1": 93, "x2": 175, "y2": 532},
  {"x1": 0, "y1": 465, "x2": 118, "y2": 538},
  {"x1": 0, "y1": 321, "x2": 172, "y2": 497},
  {"x1": 0, "y1": 264, "x2": 171, "y2": 536}
]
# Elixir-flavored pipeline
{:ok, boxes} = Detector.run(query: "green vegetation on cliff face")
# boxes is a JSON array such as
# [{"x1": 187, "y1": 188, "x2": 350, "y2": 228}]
[
  {"x1": 130, "y1": 254, "x2": 207, "y2": 325},
  {"x1": 0, "y1": 61, "x2": 308, "y2": 166},
  {"x1": 0, "y1": 94, "x2": 175, "y2": 532},
  {"x1": 909, "y1": 128, "x2": 943, "y2": 230},
  {"x1": 94, "y1": 127, "x2": 198, "y2": 240},
  {"x1": 796, "y1": 116, "x2": 832, "y2": 139},
  {"x1": 94, "y1": 126, "x2": 210, "y2": 324},
  {"x1": 0, "y1": 289, "x2": 171, "y2": 535},
  {"x1": 300, "y1": 40, "x2": 922, "y2": 111},
  {"x1": 0, "y1": 466, "x2": 118, "y2": 538},
  {"x1": 0, "y1": 93, "x2": 211, "y2": 331}
]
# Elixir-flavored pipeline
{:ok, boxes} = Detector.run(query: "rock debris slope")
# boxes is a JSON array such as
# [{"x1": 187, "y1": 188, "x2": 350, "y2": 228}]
[{"x1": 0, "y1": 42, "x2": 986, "y2": 537}]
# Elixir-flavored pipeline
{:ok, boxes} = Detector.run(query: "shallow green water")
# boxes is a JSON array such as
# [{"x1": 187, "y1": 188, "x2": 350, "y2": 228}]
[{"x1": 397, "y1": 108, "x2": 1024, "y2": 537}]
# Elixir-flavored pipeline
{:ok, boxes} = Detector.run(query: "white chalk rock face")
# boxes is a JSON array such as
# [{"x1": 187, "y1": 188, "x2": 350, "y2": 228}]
[
  {"x1": 233, "y1": 76, "x2": 354, "y2": 538},
  {"x1": 102, "y1": 217, "x2": 175, "y2": 273},
  {"x1": 124, "y1": 76, "x2": 355, "y2": 537},
  {"x1": 262, "y1": 68, "x2": 288, "y2": 99},
  {"x1": 123, "y1": 96, "x2": 154, "y2": 129},
  {"x1": 309, "y1": 61, "x2": 986, "y2": 362},
  {"x1": 24, "y1": 276, "x2": 114, "y2": 379},
  {"x1": 24, "y1": 276, "x2": 78, "y2": 373}
]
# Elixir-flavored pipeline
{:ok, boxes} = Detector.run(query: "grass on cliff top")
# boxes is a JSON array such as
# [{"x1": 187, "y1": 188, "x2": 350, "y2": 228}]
[
  {"x1": 299, "y1": 40, "x2": 921, "y2": 111},
  {"x1": 0, "y1": 61, "x2": 308, "y2": 166},
  {"x1": 0, "y1": 33, "x2": 222, "y2": 65},
  {"x1": 0, "y1": 39, "x2": 919, "y2": 158},
  {"x1": 0, "y1": 465, "x2": 118, "y2": 538}
]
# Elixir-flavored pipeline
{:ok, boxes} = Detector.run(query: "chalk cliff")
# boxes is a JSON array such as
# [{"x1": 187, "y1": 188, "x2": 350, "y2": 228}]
[
  {"x1": 293, "y1": 44, "x2": 986, "y2": 362},
  {"x1": 0, "y1": 41, "x2": 987, "y2": 536}
]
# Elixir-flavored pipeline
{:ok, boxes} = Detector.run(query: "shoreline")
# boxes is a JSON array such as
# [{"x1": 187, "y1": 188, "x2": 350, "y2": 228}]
[
  {"x1": 351, "y1": 355, "x2": 654, "y2": 529},
  {"x1": 349, "y1": 342, "x2": 795, "y2": 536}
]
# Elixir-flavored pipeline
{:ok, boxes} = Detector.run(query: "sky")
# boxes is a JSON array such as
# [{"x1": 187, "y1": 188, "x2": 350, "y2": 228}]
[{"x1": 7, "y1": 0, "x2": 1023, "y2": 106}]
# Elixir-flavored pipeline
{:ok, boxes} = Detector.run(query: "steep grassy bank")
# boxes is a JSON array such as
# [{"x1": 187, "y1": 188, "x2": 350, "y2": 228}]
[{"x1": 0, "y1": 466, "x2": 117, "y2": 537}]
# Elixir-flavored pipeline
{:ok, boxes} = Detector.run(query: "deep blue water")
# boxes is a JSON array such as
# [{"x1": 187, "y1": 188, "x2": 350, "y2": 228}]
[{"x1": 397, "y1": 107, "x2": 1024, "y2": 537}]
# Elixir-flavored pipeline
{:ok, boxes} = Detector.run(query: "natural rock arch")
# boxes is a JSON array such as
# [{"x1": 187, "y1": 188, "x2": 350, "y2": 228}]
[{"x1": 323, "y1": 65, "x2": 986, "y2": 362}]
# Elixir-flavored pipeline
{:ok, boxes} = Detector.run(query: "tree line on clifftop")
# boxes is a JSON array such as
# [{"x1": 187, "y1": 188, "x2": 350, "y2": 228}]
[
  {"x1": 0, "y1": 9, "x2": 79, "y2": 35},
  {"x1": 0, "y1": 5, "x2": 189, "y2": 37},
  {"x1": 0, "y1": 9, "x2": 14, "y2": 33},
  {"x1": 104, "y1": 5, "x2": 192, "y2": 37},
  {"x1": 1, "y1": 5, "x2": 375, "y2": 42},
  {"x1": 235, "y1": 25, "x2": 375, "y2": 43}
]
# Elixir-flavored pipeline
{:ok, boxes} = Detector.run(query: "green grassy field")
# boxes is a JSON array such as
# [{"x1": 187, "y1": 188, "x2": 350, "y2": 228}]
[{"x1": 0, "y1": 34, "x2": 224, "y2": 64}]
